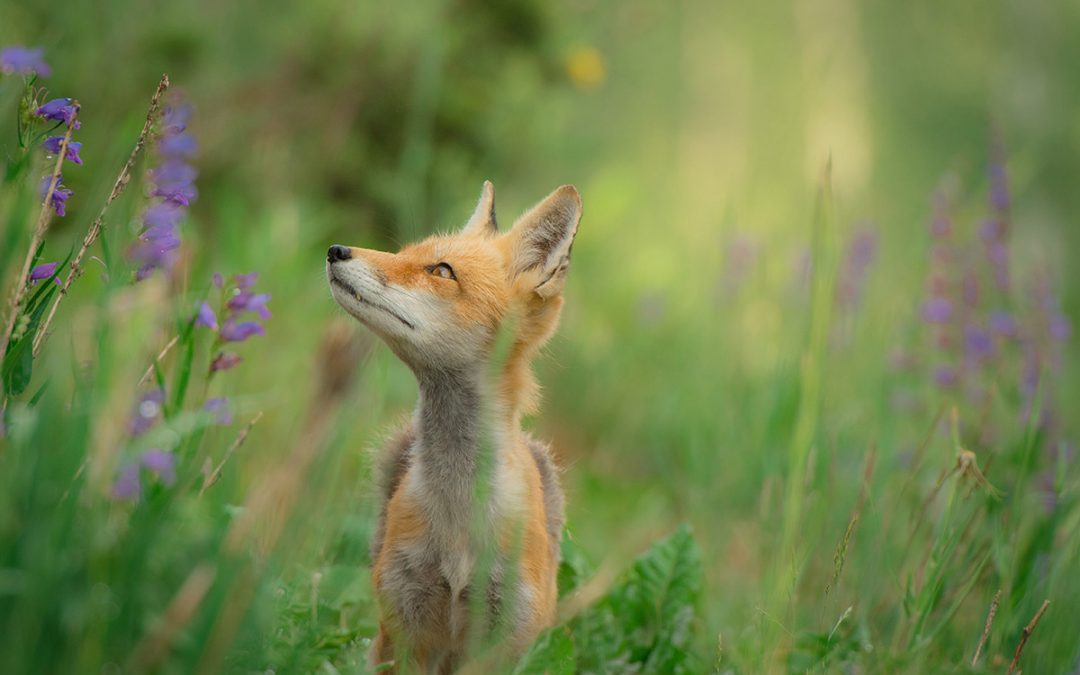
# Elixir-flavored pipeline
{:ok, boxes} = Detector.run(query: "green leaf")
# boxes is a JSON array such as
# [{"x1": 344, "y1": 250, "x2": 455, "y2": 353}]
[
  {"x1": 571, "y1": 525, "x2": 703, "y2": 674},
  {"x1": 170, "y1": 316, "x2": 197, "y2": 414},
  {"x1": 558, "y1": 529, "x2": 591, "y2": 599},
  {"x1": 2, "y1": 333, "x2": 33, "y2": 396},
  {"x1": 514, "y1": 626, "x2": 576, "y2": 675}
]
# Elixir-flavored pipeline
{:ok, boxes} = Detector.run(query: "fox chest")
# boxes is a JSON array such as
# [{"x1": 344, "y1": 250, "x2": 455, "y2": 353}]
[{"x1": 374, "y1": 529, "x2": 509, "y2": 644}]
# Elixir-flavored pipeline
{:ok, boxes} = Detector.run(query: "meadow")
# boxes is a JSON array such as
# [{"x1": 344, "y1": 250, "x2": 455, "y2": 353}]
[{"x1": 1, "y1": 1, "x2": 1079, "y2": 672}]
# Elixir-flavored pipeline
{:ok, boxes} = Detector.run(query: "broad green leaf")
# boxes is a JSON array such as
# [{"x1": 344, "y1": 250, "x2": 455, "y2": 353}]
[{"x1": 572, "y1": 525, "x2": 703, "y2": 674}]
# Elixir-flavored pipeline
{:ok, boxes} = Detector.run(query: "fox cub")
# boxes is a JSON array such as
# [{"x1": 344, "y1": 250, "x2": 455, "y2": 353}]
[{"x1": 326, "y1": 182, "x2": 581, "y2": 672}]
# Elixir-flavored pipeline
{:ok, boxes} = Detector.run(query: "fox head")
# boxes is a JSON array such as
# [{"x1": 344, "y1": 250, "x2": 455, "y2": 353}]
[{"x1": 326, "y1": 182, "x2": 581, "y2": 414}]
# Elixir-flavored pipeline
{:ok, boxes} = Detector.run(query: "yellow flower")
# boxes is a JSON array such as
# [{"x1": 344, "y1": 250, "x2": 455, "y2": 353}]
[{"x1": 565, "y1": 46, "x2": 605, "y2": 90}]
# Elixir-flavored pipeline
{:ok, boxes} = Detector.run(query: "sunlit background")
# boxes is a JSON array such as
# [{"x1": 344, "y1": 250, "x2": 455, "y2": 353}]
[{"x1": 2, "y1": 0, "x2": 1078, "y2": 672}]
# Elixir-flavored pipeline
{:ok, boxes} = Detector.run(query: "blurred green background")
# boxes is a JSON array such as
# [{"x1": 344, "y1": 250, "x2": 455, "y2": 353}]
[{"x1": 2, "y1": 0, "x2": 1079, "y2": 672}]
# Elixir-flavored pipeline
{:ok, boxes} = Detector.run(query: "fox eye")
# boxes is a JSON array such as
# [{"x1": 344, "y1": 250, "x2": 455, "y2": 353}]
[{"x1": 427, "y1": 262, "x2": 456, "y2": 281}]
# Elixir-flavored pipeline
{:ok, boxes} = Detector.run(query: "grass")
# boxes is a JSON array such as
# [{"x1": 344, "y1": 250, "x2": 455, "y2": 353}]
[{"x1": 2, "y1": 0, "x2": 1080, "y2": 672}]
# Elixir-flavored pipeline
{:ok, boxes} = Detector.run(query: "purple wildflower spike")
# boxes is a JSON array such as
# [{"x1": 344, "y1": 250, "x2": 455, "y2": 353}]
[
  {"x1": 234, "y1": 272, "x2": 258, "y2": 290},
  {"x1": 220, "y1": 319, "x2": 265, "y2": 343},
  {"x1": 140, "y1": 449, "x2": 177, "y2": 486},
  {"x1": 195, "y1": 302, "x2": 218, "y2": 330},
  {"x1": 934, "y1": 365, "x2": 958, "y2": 388},
  {"x1": 989, "y1": 311, "x2": 1016, "y2": 338},
  {"x1": 38, "y1": 175, "x2": 72, "y2": 217},
  {"x1": 227, "y1": 292, "x2": 272, "y2": 320},
  {"x1": 142, "y1": 202, "x2": 184, "y2": 229},
  {"x1": 152, "y1": 182, "x2": 197, "y2": 206},
  {"x1": 0, "y1": 46, "x2": 51, "y2": 77},
  {"x1": 964, "y1": 326, "x2": 994, "y2": 361},
  {"x1": 159, "y1": 133, "x2": 197, "y2": 158},
  {"x1": 42, "y1": 136, "x2": 83, "y2": 165},
  {"x1": 922, "y1": 298, "x2": 953, "y2": 324},
  {"x1": 837, "y1": 227, "x2": 877, "y2": 309},
  {"x1": 1049, "y1": 315, "x2": 1070, "y2": 342},
  {"x1": 130, "y1": 96, "x2": 199, "y2": 280},
  {"x1": 150, "y1": 160, "x2": 196, "y2": 187},
  {"x1": 989, "y1": 157, "x2": 1009, "y2": 212},
  {"x1": 111, "y1": 463, "x2": 142, "y2": 500},
  {"x1": 161, "y1": 104, "x2": 191, "y2": 135},
  {"x1": 203, "y1": 397, "x2": 233, "y2": 425},
  {"x1": 29, "y1": 262, "x2": 60, "y2": 285},
  {"x1": 35, "y1": 98, "x2": 80, "y2": 128}
]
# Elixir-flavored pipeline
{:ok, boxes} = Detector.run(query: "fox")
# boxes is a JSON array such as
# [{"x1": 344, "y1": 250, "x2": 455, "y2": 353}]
[{"x1": 325, "y1": 181, "x2": 581, "y2": 673}]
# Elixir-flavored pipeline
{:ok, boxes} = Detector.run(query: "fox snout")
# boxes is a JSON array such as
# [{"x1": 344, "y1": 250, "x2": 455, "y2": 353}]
[{"x1": 327, "y1": 244, "x2": 352, "y2": 263}]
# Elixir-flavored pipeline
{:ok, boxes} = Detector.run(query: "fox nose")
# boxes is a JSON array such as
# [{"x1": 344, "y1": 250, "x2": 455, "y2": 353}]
[{"x1": 327, "y1": 245, "x2": 352, "y2": 263}]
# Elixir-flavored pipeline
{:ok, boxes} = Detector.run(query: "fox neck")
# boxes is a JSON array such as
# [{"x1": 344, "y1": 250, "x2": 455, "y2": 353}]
[{"x1": 412, "y1": 364, "x2": 508, "y2": 535}]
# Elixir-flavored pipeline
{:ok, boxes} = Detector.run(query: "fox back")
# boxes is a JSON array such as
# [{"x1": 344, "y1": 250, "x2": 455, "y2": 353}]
[{"x1": 326, "y1": 182, "x2": 581, "y2": 672}]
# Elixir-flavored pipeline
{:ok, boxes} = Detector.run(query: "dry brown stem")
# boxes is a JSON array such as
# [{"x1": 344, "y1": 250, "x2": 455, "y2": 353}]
[
  {"x1": 0, "y1": 107, "x2": 79, "y2": 377},
  {"x1": 1006, "y1": 599, "x2": 1049, "y2": 675},
  {"x1": 32, "y1": 74, "x2": 170, "y2": 357},
  {"x1": 971, "y1": 588, "x2": 1001, "y2": 667}
]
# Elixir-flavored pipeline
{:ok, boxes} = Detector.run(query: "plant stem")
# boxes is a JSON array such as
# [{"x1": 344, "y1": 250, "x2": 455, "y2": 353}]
[
  {"x1": 1006, "y1": 599, "x2": 1050, "y2": 675},
  {"x1": 0, "y1": 106, "x2": 78, "y2": 382},
  {"x1": 31, "y1": 74, "x2": 170, "y2": 357}
]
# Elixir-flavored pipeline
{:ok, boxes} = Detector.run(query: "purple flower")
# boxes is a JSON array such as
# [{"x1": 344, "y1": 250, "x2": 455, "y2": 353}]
[
  {"x1": 140, "y1": 449, "x2": 177, "y2": 485},
  {"x1": 203, "y1": 271, "x2": 271, "y2": 357},
  {"x1": 152, "y1": 182, "x2": 197, "y2": 206},
  {"x1": 42, "y1": 136, "x2": 83, "y2": 165},
  {"x1": 129, "y1": 240, "x2": 179, "y2": 277},
  {"x1": 211, "y1": 352, "x2": 243, "y2": 372},
  {"x1": 934, "y1": 365, "x2": 958, "y2": 388},
  {"x1": 38, "y1": 175, "x2": 72, "y2": 217},
  {"x1": 161, "y1": 104, "x2": 191, "y2": 135},
  {"x1": 1050, "y1": 315, "x2": 1071, "y2": 342},
  {"x1": 142, "y1": 201, "x2": 184, "y2": 229},
  {"x1": 110, "y1": 449, "x2": 177, "y2": 501},
  {"x1": 111, "y1": 463, "x2": 142, "y2": 501},
  {"x1": 922, "y1": 298, "x2": 953, "y2": 324},
  {"x1": 195, "y1": 302, "x2": 218, "y2": 330},
  {"x1": 227, "y1": 291, "x2": 272, "y2": 320},
  {"x1": 129, "y1": 221, "x2": 182, "y2": 280},
  {"x1": 131, "y1": 104, "x2": 199, "y2": 282},
  {"x1": 0, "y1": 46, "x2": 51, "y2": 77},
  {"x1": 964, "y1": 326, "x2": 994, "y2": 361},
  {"x1": 234, "y1": 272, "x2": 258, "y2": 290},
  {"x1": 150, "y1": 160, "x2": 196, "y2": 188},
  {"x1": 980, "y1": 219, "x2": 1004, "y2": 243},
  {"x1": 140, "y1": 223, "x2": 182, "y2": 248},
  {"x1": 128, "y1": 389, "x2": 165, "y2": 436},
  {"x1": 203, "y1": 397, "x2": 233, "y2": 425},
  {"x1": 35, "y1": 98, "x2": 80, "y2": 128},
  {"x1": 989, "y1": 311, "x2": 1016, "y2": 338},
  {"x1": 220, "y1": 319, "x2": 265, "y2": 343},
  {"x1": 29, "y1": 262, "x2": 61, "y2": 285},
  {"x1": 989, "y1": 160, "x2": 1009, "y2": 212},
  {"x1": 159, "y1": 132, "x2": 197, "y2": 158},
  {"x1": 837, "y1": 227, "x2": 877, "y2": 309}
]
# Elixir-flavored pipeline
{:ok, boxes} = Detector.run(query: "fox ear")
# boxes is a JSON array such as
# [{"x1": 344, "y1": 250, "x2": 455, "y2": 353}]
[
  {"x1": 506, "y1": 185, "x2": 582, "y2": 299},
  {"x1": 462, "y1": 180, "x2": 498, "y2": 236}
]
